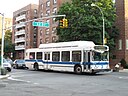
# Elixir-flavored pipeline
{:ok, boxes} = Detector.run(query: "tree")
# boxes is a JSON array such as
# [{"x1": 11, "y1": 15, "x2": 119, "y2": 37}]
[
  {"x1": 56, "y1": 0, "x2": 119, "y2": 50},
  {"x1": 3, "y1": 30, "x2": 15, "y2": 59}
]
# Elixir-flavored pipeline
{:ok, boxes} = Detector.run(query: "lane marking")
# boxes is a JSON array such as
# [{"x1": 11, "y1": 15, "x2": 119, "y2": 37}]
[
  {"x1": 119, "y1": 76, "x2": 128, "y2": 79},
  {"x1": 8, "y1": 77, "x2": 31, "y2": 83},
  {"x1": 7, "y1": 76, "x2": 39, "y2": 85}
]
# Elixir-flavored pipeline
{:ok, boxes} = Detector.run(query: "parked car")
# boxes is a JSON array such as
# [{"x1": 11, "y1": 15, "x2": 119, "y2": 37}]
[
  {"x1": 3, "y1": 58, "x2": 12, "y2": 72},
  {"x1": 13, "y1": 59, "x2": 26, "y2": 69},
  {"x1": 6, "y1": 58, "x2": 13, "y2": 66}
]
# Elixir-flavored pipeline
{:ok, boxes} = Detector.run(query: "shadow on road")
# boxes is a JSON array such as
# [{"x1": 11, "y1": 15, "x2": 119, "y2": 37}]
[{"x1": 29, "y1": 69, "x2": 110, "y2": 76}]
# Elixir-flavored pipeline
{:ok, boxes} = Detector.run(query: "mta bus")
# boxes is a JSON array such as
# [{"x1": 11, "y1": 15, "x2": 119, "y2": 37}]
[{"x1": 25, "y1": 41, "x2": 110, "y2": 74}]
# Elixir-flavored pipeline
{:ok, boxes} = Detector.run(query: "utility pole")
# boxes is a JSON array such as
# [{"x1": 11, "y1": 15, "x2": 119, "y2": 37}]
[
  {"x1": 0, "y1": 13, "x2": 5, "y2": 75},
  {"x1": 91, "y1": 3, "x2": 105, "y2": 45}
]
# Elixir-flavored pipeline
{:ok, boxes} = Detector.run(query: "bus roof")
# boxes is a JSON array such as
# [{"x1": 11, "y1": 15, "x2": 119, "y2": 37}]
[{"x1": 38, "y1": 41, "x2": 95, "y2": 50}]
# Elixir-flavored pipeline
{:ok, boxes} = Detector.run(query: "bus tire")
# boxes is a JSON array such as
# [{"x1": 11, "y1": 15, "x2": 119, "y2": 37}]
[
  {"x1": 74, "y1": 65, "x2": 82, "y2": 74},
  {"x1": 91, "y1": 70, "x2": 96, "y2": 75},
  {"x1": 34, "y1": 63, "x2": 39, "y2": 71}
]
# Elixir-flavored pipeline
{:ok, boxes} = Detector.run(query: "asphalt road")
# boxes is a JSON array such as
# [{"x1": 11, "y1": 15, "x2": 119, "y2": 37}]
[{"x1": 0, "y1": 69, "x2": 128, "y2": 96}]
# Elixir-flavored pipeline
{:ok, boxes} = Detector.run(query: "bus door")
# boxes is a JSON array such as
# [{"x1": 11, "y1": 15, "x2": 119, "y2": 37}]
[
  {"x1": 44, "y1": 52, "x2": 50, "y2": 69},
  {"x1": 84, "y1": 51, "x2": 91, "y2": 71}
]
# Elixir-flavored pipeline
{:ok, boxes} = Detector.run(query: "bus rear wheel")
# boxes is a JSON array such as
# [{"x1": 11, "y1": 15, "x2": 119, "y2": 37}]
[
  {"x1": 34, "y1": 63, "x2": 39, "y2": 71},
  {"x1": 74, "y1": 65, "x2": 82, "y2": 74}
]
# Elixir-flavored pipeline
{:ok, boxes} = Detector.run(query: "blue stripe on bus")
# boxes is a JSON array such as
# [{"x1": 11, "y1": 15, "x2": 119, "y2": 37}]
[
  {"x1": 25, "y1": 59, "x2": 80, "y2": 65},
  {"x1": 25, "y1": 59, "x2": 108, "y2": 65},
  {"x1": 83, "y1": 62, "x2": 109, "y2": 65}
]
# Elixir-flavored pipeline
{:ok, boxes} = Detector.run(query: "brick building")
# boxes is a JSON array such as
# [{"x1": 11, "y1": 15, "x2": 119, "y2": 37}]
[
  {"x1": 110, "y1": 0, "x2": 128, "y2": 68},
  {"x1": 12, "y1": 0, "x2": 72, "y2": 59},
  {"x1": 37, "y1": 0, "x2": 71, "y2": 46},
  {"x1": 12, "y1": 4, "x2": 38, "y2": 59}
]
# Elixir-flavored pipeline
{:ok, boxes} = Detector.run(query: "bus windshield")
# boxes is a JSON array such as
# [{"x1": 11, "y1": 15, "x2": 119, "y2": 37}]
[{"x1": 92, "y1": 51, "x2": 109, "y2": 61}]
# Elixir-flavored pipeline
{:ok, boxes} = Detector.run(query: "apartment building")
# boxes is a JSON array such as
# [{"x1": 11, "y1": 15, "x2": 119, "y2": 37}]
[
  {"x1": 12, "y1": 0, "x2": 72, "y2": 59},
  {"x1": 37, "y1": 0, "x2": 71, "y2": 46},
  {"x1": 12, "y1": 4, "x2": 38, "y2": 59},
  {"x1": 110, "y1": 0, "x2": 128, "y2": 68},
  {"x1": 0, "y1": 17, "x2": 12, "y2": 38}
]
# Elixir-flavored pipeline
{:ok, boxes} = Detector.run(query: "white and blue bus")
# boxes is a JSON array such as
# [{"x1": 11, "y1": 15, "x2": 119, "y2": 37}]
[{"x1": 25, "y1": 41, "x2": 110, "y2": 74}]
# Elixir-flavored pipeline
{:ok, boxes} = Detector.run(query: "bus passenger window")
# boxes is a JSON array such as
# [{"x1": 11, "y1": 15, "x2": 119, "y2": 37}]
[
  {"x1": 52, "y1": 52, "x2": 60, "y2": 61},
  {"x1": 44, "y1": 52, "x2": 50, "y2": 60},
  {"x1": 72, "y1": 51, "x2": 81, "y2": 62},
  {"x1": 62, "y1": 51, "x2": 70, "y2": 61},
  {"x1": 36, "y1": 52, "x2": 43, "y2": 59},
  {"x1": 29, "y1": 52, "x2": 35, "y2": 59}
]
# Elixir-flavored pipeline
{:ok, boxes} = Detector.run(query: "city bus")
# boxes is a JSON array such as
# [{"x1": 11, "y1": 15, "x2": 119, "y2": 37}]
[{"x1": 25, "y1": 41, "x2": 110, "y2": 74}]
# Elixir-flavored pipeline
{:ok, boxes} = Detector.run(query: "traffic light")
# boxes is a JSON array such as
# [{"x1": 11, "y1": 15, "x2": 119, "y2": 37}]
[
  {"x1": 59, "y1": 18, "x2": 68, "y2": 28},
  {"x1": 63, "y1": 18, "x2": 68, "y2": 28},
  {"x1": 59, "y1": 20, "x2": 64, "y2": 28}
]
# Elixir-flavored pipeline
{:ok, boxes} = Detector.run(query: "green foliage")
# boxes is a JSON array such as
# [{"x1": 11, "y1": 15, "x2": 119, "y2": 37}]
[
  {"x1": 56, "y1": 0, "x2": 119, "y2": 50},
  {"x1": 4, "y1": 30, "x2": 12, "y2": 44},
  {"x1": 0, "y1": 30, "x2": 15, "y2": 59}
]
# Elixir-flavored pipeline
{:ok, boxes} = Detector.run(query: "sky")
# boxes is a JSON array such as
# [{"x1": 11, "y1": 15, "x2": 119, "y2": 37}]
[{"x1": 0, "y1": 0, "x2": 38, "y2": 18}]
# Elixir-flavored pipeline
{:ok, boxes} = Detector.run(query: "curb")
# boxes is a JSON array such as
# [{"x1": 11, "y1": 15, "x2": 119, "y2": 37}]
[
  {"x1": 119, "y1": 69, "x2": 128, "y2": 73},
  {"x1": 0, "y1": 74, "x2": 10, "y2": 79}
]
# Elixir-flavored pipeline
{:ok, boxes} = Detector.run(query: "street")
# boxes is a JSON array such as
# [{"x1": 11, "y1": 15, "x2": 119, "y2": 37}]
[{"x1": 0, "y1": 69, "x2": 128, "y2": 96}]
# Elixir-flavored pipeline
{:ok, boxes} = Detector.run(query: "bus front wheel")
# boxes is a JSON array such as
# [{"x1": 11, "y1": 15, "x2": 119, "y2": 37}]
[
  {"x1": 74, "y1": 65, "x2": 82, "y2": 74},
  {"x1": 34, "y1": 63, "x2": 39, "y2": 71}
]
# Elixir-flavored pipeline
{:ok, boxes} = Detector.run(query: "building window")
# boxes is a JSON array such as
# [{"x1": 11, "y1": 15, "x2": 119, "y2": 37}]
[
  {"x1": 126, "y1": 40, "x2": 128, "y2": 50},
  {"x1": 45, "y1": 38, "x2": 49, "y2": 43},
  {"x1": 53, "y1": 7, "x2": 57, "y2": 14},
  {"x1": 41, "y1": 4, "x2": 43, "y2": 10},
  {"x1": 45, "y1": 29, "x2": 50, "y2": 35},
  {"x1": 34, "y1": 33, "x2": 36, "y2": 38},
  {"x1": 46, "y1": 1, "x2": 50, "y2": 7},
  {"x1": 52, "y1": 18, "x2": 56, "y2": 24},
  {"x1": 119, "y1": 39, "x2": 122, "y2": 50},
  {"x1": 26, "y1": 41, "x2": 28, "y2": 46},
  {"x1": 52, "y1": 27, "x2": 56, "y2": 33},
  {"x1": 34, "y1": 9, "x2": 37, "y2": 14},
  {"x1": 33, "y1": 42, "x2": 37, "y2": 48},
  {"x1": 53, "y1": 0, "x2": 57, "y2": 4},
  {"x1": 26, "y1": 33, "x2": 28, "y2": 38},
  {"x1": 46, "y1": 19, "x2": 50, "y2": 23},
  {"x1": 52, "y1": 36, "x2": 56, "y2": 42},
  {"x1": 112, "y1": 55, "x2": 116, "y2": 59},
  {"x1": 34, "y1": 27, "x2": 37, "y2": 31},
  {"x1": 41, "y1": 12, "x2": 43, "y2": 17},
  {"x1": 46, "y1": 9, "x2": 50, "y2": 16},
  {"x1": 40, "y1": 39, "x2": 43, "y2": 44},
  {"x1": 40, "y1": 30, "x2": 43, "y2": 36}
]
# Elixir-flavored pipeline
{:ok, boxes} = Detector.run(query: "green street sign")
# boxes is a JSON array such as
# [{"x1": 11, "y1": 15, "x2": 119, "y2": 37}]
[{"x1": 32, "y1": 22, "x2": 49, "y2": 27}]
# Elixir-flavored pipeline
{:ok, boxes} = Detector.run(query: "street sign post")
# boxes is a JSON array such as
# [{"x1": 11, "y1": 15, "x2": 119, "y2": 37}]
[{"x1": 32, "y1": 22, "x2": 50, "y2": 27}]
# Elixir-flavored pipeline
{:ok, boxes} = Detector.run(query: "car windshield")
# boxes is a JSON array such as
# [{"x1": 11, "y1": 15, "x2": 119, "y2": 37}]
[{"x1": 92, "y1": 51, "x2": 108, "y2": 61}]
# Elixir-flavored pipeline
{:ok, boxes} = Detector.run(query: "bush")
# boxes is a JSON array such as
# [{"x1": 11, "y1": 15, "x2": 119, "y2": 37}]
[
  {"x1": 120, "y1": 59, "x2": 128, "y2": 69},
  {"x1": 124, "y1": 64, "x2": 128, "y2": 69}
]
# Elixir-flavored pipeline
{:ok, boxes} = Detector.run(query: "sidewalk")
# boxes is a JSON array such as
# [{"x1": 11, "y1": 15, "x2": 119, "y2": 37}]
[
  {"x1": 0, "y1": 74, "x2": 10, "y2": 79},
  {"x1": 119, "y1": 69, "x2": 128, "y2": 73}
]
